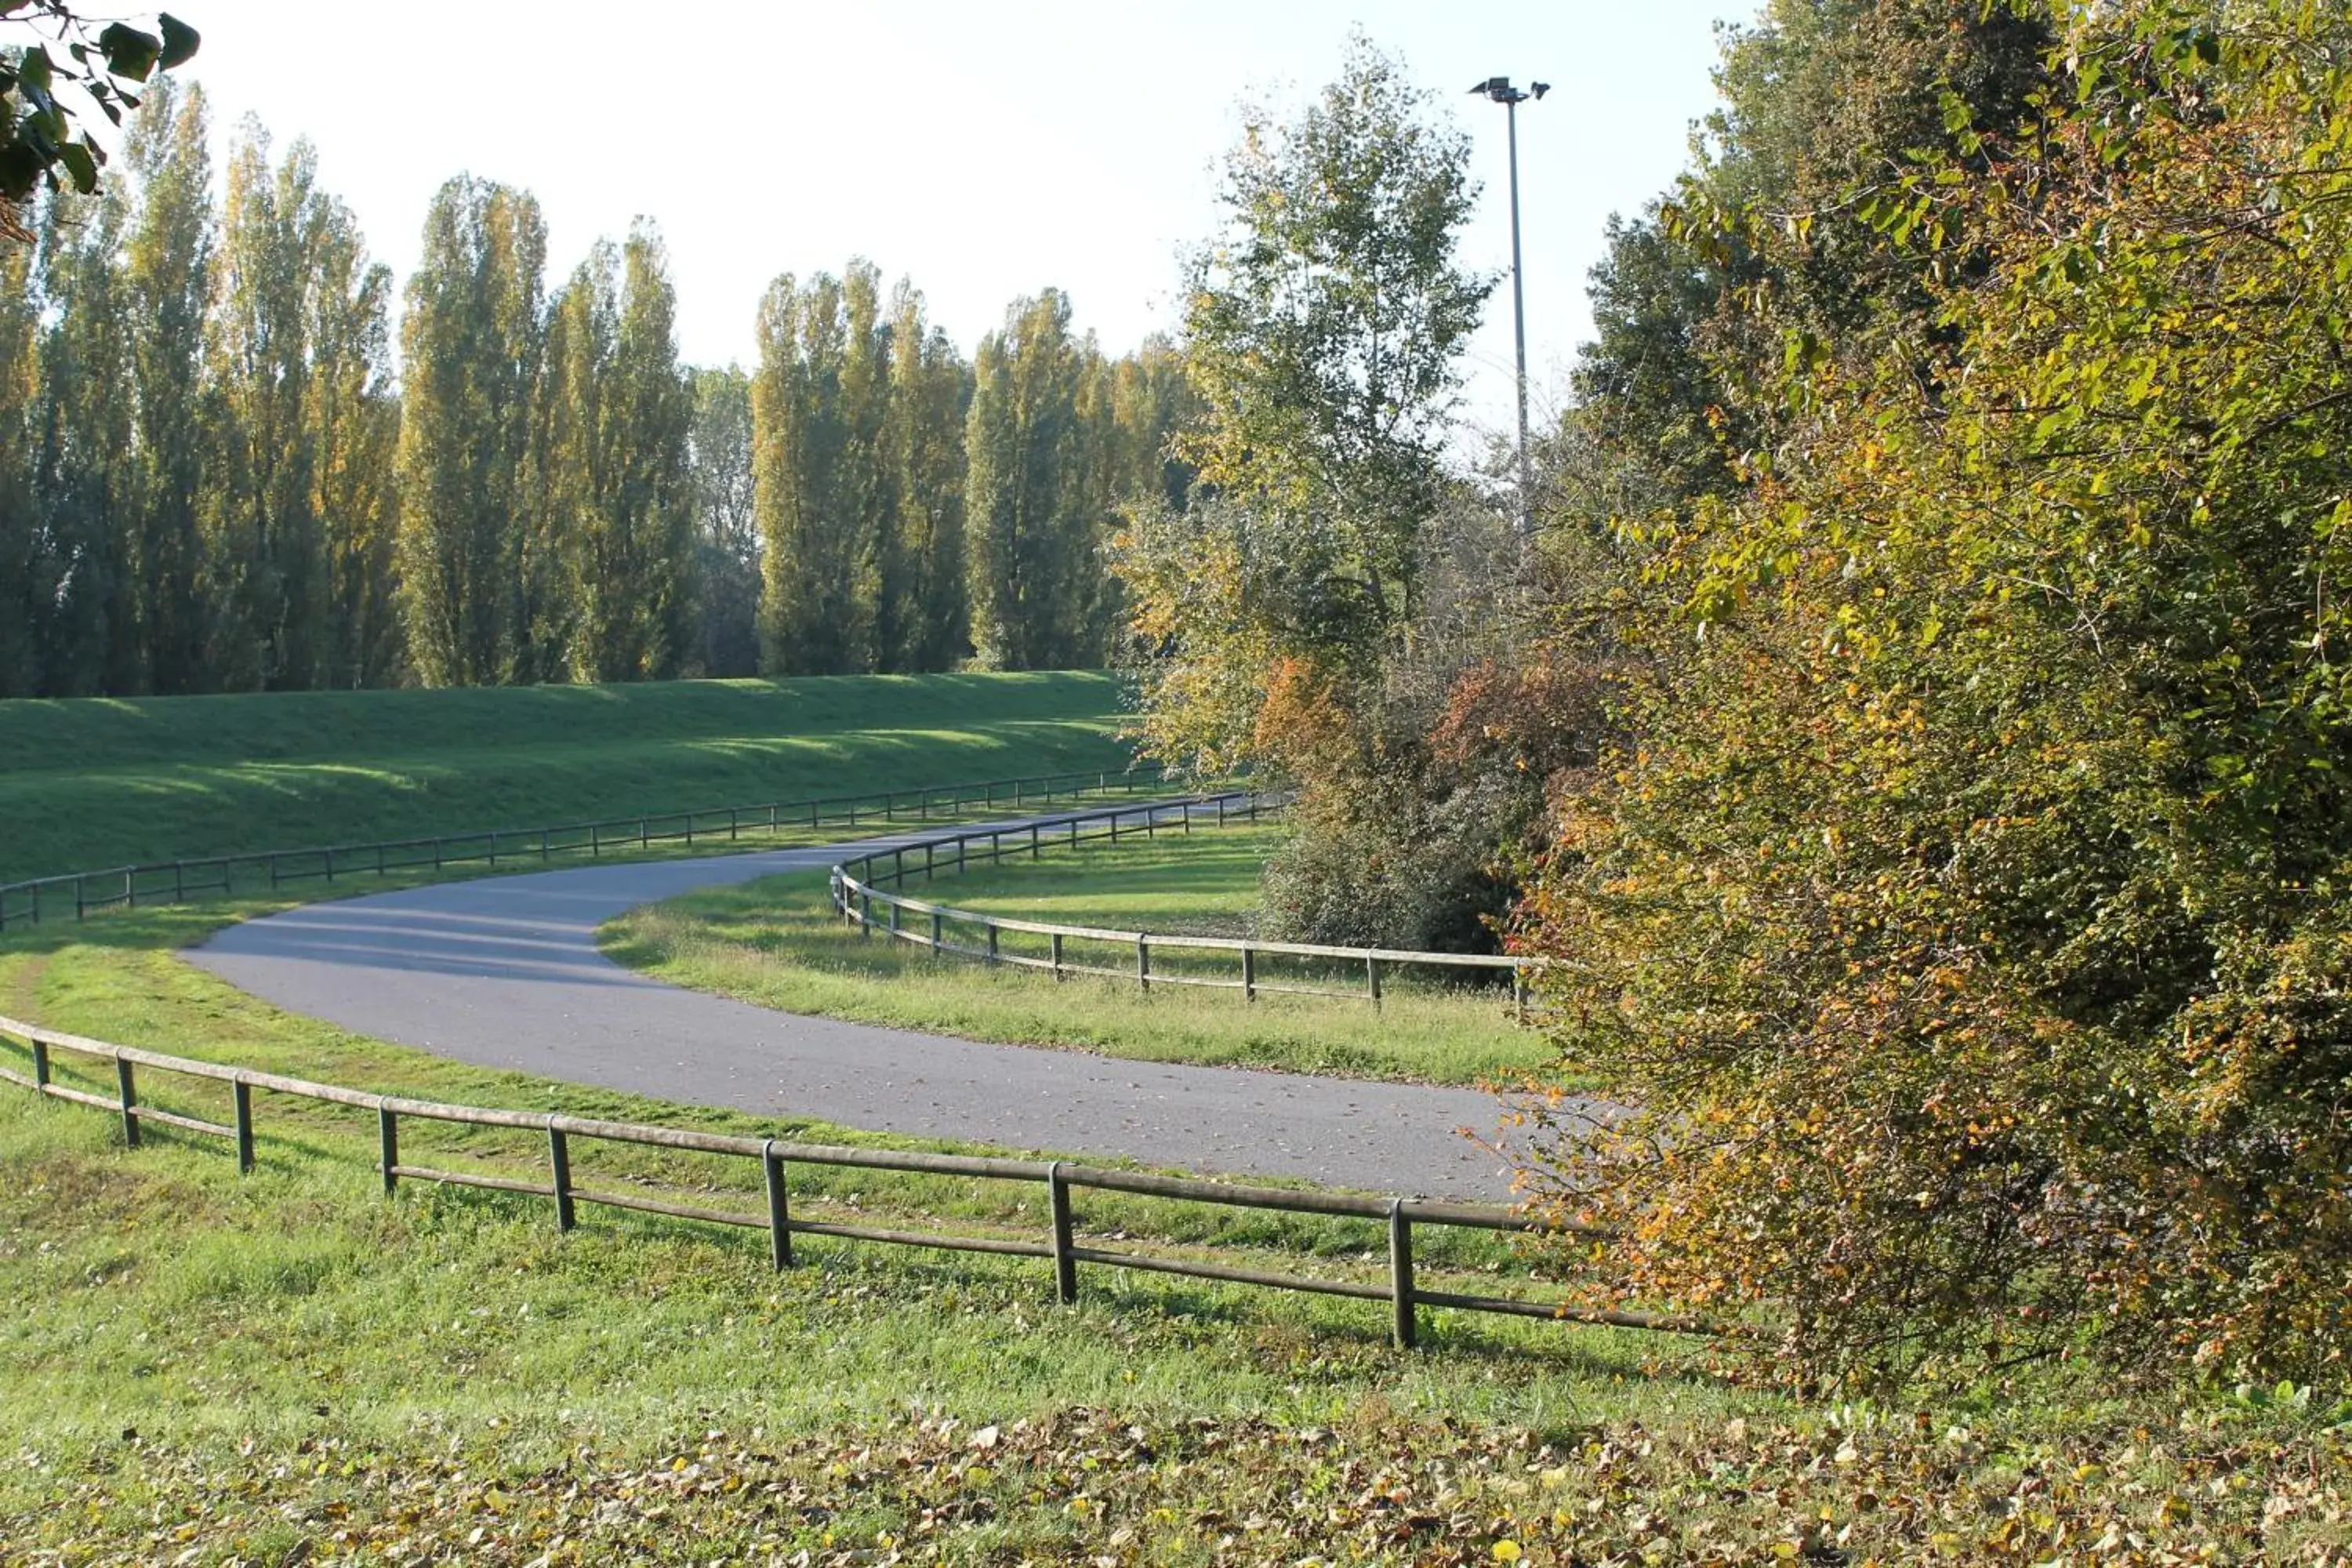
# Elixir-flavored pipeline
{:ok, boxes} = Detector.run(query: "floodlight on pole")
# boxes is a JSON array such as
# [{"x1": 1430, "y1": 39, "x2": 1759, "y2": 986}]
[{"x1": 1471, "y1": 75, "x2": 1548, "y2": 536}]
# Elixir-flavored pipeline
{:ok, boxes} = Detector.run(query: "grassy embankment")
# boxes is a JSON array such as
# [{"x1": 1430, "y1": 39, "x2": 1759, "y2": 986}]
[
  {"x1": 604, "y1": 822, "x2": 1552, "y2": 1087},
  {"x1": 0, "y1": 670, "x2": 1138, "y2": 884}
]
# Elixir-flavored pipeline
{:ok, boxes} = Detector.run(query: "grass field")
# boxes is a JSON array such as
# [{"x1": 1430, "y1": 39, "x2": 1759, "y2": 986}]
[
  {"x1": 0, "y1": 670, "x2": 1138, "y2": 884},
  {"x1": 1, "y1": 684, "x2": 2345, "y2": 1560},
  {"x1": 4, "y1": 1089, "x2": 2343, "y2": 1563},
  {"x1": 603, "y1": 822, "x2": 1552, "y2": 1087}
]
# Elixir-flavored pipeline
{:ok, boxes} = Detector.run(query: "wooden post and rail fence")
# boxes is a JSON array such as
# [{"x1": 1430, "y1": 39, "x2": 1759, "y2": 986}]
[
  {"x1": 829, "y1": 792, "x2": 1538, "y2": 1011},
  {"x1": 0, "y1": 1014, "x2": 1715, "y2": 1348},
  {"x1": 0, "y1": 764, "x2": 1644, "y2": 1346},
  {"x1": 0, "y1": 764, "x2": 1179, "y2": 935}
]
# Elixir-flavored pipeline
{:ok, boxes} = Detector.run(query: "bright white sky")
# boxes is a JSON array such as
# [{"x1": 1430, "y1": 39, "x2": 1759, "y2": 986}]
[{"x1": 161, "y1": 0, "x2": 1740, "y2": 448}]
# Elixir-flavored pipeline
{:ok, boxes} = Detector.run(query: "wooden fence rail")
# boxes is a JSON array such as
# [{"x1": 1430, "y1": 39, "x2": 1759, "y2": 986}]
[
  {"x1": 0, "y1": 1013, "x2": 1712, "y2": 1346},
  {"x1": 830, "y1": 793, "x2": 1537, "y2": 1010},
  {"x1": 0, "y1": 764, "x2": 1179, "y2": 935}
]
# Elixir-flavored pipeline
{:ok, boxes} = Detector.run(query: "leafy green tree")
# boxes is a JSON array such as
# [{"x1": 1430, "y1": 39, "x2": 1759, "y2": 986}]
[
  {"x1": 0, "y1": 3, "x2": 197, "y2": 241},
  {"x1": 206, "y1": 122, "x2": 372, "y2": 689},
  {"x1": 305, "y1": 182, "x2": 400, "y2": 688},
  {"x1": 24, "y1": 183, "x2": 133, "y2": 693},
  {"x1": 1521, "y1": 0, "x2": 2352, "y2": 1385},
  {"x1": 684, "y1": 363, "x2": 758, "y2": 677},
  {"x1": 880, "y1": 279, "x2": 971, "y2": 672},
  {"x1": 0, "y1": 217, "x2": 37, "y2": 691},
  {"x1": 964, "y1": 289, "x2": 1105, "y2": 670},
  {"x1": 120, "y1": 73, "x2": 211, "y2": 693},
  {"x1": 1554, "y1": 0, "x2": 2050, "y2": 532},
  {"x1": 1122, "y1": 38, "x2": 1486, "y2": 764},
  {"x1": 561, "y1": 223, "x2": 693, "y2": 681},
  {"x1": 836, "y1": 259, "x2": 898, "y2": 672},
  {"x1": 753, "y1": 269, "x2": 862, "y2": 674},
  {"x1": 396, "y1": 176, "x2": 547, "y2": 686}
]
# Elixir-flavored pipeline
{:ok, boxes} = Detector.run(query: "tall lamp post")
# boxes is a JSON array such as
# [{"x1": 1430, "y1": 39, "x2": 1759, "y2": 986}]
[{"x1": 1472, "y1": 76, "x2": 1548, "y2": 536}]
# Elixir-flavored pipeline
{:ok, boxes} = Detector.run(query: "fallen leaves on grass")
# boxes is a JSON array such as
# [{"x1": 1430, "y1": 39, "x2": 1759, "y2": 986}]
[{"x1": 7, "y1": 1403, "x2": 2350, "y2": 1565}]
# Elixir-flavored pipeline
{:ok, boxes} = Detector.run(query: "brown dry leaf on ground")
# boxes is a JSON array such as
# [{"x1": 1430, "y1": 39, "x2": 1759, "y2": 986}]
[{"x1": 7, "y1": 1405, "x2": 2349, "y2": 1566}]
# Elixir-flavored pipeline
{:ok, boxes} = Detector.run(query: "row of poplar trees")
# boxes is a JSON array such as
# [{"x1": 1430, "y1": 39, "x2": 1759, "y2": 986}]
[{"x1": 0, "y1": 80, "x2": 1193, "y2": 697}]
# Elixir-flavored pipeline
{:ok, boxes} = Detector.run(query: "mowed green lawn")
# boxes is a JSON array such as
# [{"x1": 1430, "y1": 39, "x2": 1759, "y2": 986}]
[
  {"x1": 0, "y1": 670, "x2": 1138, "y2": 884},
  {"x1": 603, "y1": 822, "x2": 1553, "y2": 1087}
]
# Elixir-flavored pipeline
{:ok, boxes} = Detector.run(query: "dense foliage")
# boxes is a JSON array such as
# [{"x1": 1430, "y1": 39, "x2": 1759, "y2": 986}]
[
  {"x1": 1120, "y1": 37, "x2": 1489, "y2": 774},
  {"x1": 0, "y1": 2, "x2": 194, "y2": 238},
  {"x1": 1, "y1": 107, "x2": 1191, "y2": 695},
  {"x1": 1520, "y1": 0, "x2": 2352, "y2": 1385}
]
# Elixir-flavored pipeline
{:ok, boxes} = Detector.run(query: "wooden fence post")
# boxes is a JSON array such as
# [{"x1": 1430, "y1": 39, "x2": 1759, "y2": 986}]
[
  {"x1": 985, "y1": 922, "x2": 999, "y2": 965},
  {"x1": 1242, "y1": 946, "x2": 1256, "y2": 1003},
  {"x1": 1048, "y1": 1162, "x2": 1078, "y2": 1304},
  {"x1": 763, "y1": 1140, "x2": 793, "y2": 1269},
  {"x1": 858, "y1": 890, "x2": 871, "y2": 938},
  {"x1": 1388, "y1": 1200, "x2": 1417, "y2": 1349},
  {"x1": 1367, "y1": 956, "x2": 1382, "y2": 1008},
  {"x1": 31, "y1": 1036, "x2": 49, "y2": 1088},
  {"x1": 1031, "y1": 823, "x2": 1041, "y2": 859},
  {"x1": 930, "y1": 909, "x2": 942, "y2": 950},
  {"x1": 114, "y1": 1057, "x2": 139, "y2": 1148},
  {"x1": 379, "y1": 1104, "x2": 399, "y2": 1194},
  {"x1": 1050, "y1": 931, "x2": 1064, "y2": 980},
  {"x1": 233, "y1": 1079, "x2": 255, "y2": 1174},
  {"x1": 548, "y1": 1123, "x2": 576, "y2": 1232},
  {"x1": 1513, "y1": 965, "x2": 1530, "y2": 1020},
  {"x1": 1137, "y1": 936, "x2": 1151, "y2": 993}
]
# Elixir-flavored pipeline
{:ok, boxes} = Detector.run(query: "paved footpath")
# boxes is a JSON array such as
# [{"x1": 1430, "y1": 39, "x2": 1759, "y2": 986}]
[{"x1": 189, "y1": 812, "x2": 1555, "y2": 1198}]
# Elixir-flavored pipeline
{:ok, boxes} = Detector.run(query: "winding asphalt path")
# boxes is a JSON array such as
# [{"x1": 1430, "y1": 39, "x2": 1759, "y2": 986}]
[{"x1": 187, "y1": 810, "x2": 1551, "y2": 1197}]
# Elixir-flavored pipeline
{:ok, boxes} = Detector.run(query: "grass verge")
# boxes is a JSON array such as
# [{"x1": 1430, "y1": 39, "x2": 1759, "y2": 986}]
[
  {"x1": 600, "y1": 822, "x2": 1552, "y2": 1087},
  {"x1": 4, "y1": 1092, "x2": 2346, "y2": 1563}
]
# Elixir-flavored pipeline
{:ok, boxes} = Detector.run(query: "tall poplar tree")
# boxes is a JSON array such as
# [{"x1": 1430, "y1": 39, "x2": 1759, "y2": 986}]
[
  {"x1": 307, "y1": 191, "x2": 401, "y2": 688},
  {"x1": 207, "y1": 123, "x2": 342, "y2": 689},
  {"x1": 26, "y1": 186, "x2": 135, "y2": 695},
  {"x1": 883, "y1": 279, "x2": 971, "y2": 672},
  {"x1": 753, "y1": 270, "x2": 862, "y2": 673},
  {"x1": 837, "y1": 260, "x2": 895, "y2": 671},
  {"x1": 0, "y1": 225, "x2": 38, "y2": 694},
  {"x1": 396, "y1": 176, "x2": 547, "y2": 686},
  {"x1": 564, "y1": 223, "x2": 692, "y2": 681},
  {"x1": 122, "y1": 75, "x2": 214, "y2": 694},
  {"x1": 964, "y1": 289, "x2": 1098, "y2": 670},
  {"x1": 685, "y1": 364, "x2": 758, "y2": 677}
]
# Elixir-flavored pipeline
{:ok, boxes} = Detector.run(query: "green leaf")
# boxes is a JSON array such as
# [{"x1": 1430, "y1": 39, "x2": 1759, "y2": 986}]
[
  {"x1": 56, "y1": 138, "x2": 96, "y2": 194},
  {"x1": 0, "y1": 141, "x2": 42, "y2": 203},
  {"x1": 158, "y1": 14, "x2": 201, "y2": 71},
  {"x1": 17, "y1": 42, "x2": 53, "y2": 95},
  {"x1": 96, "y1": 22, "x2": 161, "y2": 82}
]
